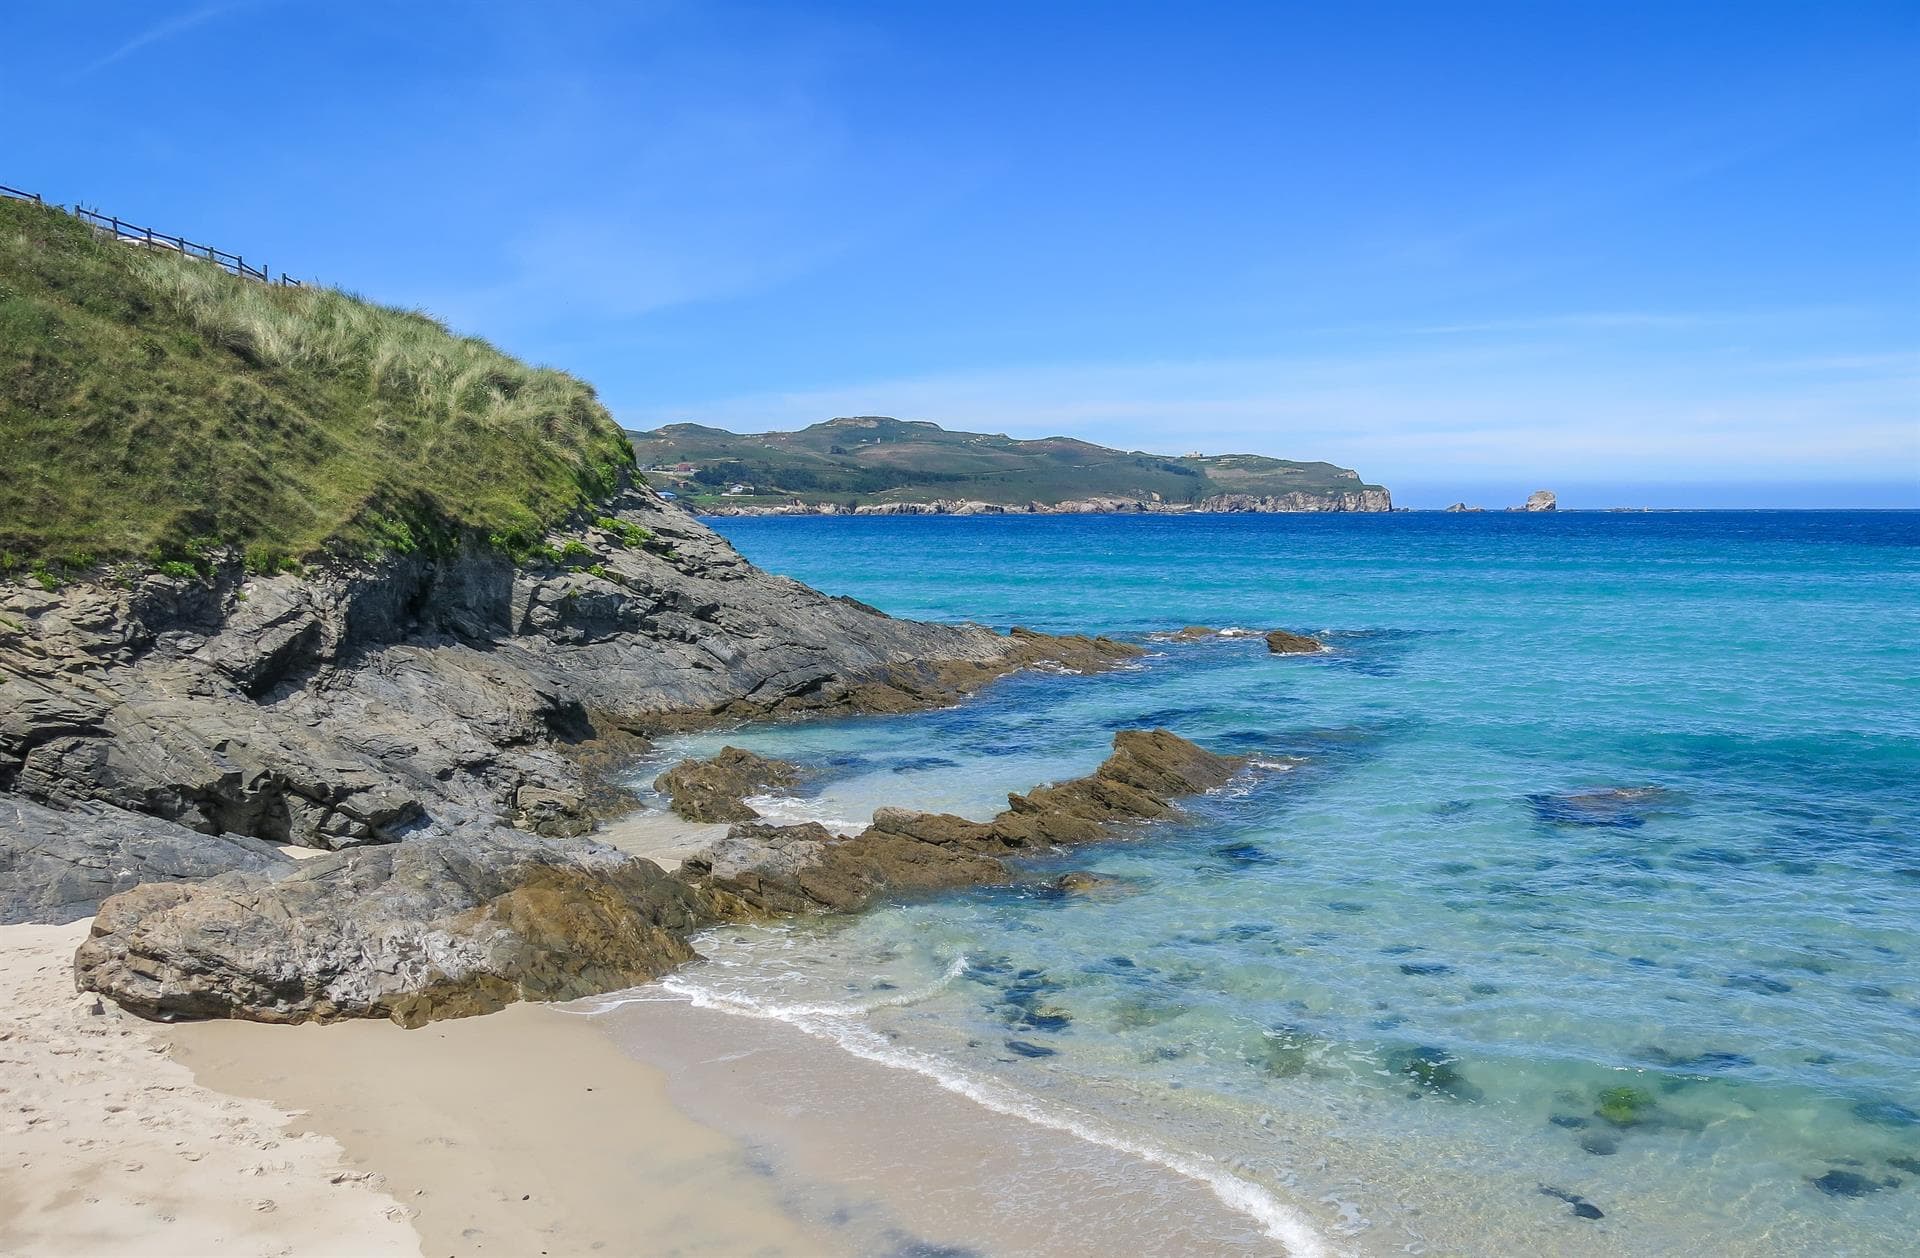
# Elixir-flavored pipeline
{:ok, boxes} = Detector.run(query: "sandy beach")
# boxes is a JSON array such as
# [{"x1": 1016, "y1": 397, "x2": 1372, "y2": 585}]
[
  {"x1": 0, "y1": 921, "x2": 416, "y2": 1258},
  {"x1": 0, "y1": 917, "x2": 849, "y2": 1258},
  {"x1": 0, "y1": 807, "x2": 866, "y2": 1258}
]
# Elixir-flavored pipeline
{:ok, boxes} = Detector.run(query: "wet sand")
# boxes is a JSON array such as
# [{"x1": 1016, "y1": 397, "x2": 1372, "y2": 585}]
[
  {"x1": 588, "y1": 991, "x2": 1308, "y2": 1257},
  {"x1": 162, "y1": 1000, "x2": 847, "y2": 1258}
]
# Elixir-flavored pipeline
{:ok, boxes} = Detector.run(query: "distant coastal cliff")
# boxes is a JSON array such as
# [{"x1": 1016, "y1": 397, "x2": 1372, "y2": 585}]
[
  {"x1": 631, "y1": 416, "x2": 1393, "y2": 515},
  {"x1": 696, "y1": 488, "x2": 1393, "y2": 517}
]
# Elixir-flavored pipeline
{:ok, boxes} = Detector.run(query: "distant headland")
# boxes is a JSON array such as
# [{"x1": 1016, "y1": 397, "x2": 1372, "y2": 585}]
[{"x1": 628, "y1": 417, "x2": 1392, "y2": 515}]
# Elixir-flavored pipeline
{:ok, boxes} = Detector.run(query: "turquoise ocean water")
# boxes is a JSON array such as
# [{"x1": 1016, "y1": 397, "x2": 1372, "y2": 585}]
[{"x1": 622, "y1": 512, "x2": 1919, "y2": 1256}]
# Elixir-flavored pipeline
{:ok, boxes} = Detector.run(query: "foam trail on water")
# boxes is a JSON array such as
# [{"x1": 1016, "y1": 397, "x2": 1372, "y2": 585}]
[{"x1": 657, "y1": 967, "x2": 1334, "y2": 1258}]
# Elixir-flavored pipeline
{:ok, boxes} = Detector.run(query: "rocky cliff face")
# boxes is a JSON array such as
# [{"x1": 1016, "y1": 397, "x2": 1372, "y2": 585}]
[
  {"x1": 696, "y1": 487, "x2": 1393, "y2": 517},
  {"x1": 0, "y1": 479, "x2": 1135, "y2": 922}
]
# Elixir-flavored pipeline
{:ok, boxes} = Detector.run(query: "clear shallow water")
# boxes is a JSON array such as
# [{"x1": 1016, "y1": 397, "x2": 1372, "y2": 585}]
[{"x1": 628, "y1": 512, "x2": 1920, "y2": 1256}]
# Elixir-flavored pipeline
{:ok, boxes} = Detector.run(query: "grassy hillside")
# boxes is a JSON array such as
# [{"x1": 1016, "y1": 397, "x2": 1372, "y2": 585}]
[
  {"x1": 0, "y1": 197, "x2": 634, "y2": 579},
  {"x1": 631, "y1": 416, "x2": 1385, "y2": 508}
]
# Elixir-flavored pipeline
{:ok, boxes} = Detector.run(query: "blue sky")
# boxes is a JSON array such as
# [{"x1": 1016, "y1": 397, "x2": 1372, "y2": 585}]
[{"x1": 4, "y1": 2, "x2": 1916, "y2": 507}]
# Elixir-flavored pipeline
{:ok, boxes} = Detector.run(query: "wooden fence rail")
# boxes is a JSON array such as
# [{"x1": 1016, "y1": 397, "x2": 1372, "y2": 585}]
[{"x1": 3, "y1": 182, "x2": 301, "y2": 286}]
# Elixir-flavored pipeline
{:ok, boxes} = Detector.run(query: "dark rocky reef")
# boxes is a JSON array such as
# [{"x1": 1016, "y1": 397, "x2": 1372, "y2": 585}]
[
  {"x1": 1265, "y1": 629, "x2": 1326, "y2": 654},
  {"x1": 653, "y1": 746, "x2": 800, "y2": 823},
  {"x1": 73, "y1": 729, "x2": 1240, "y2": 1025},
  {"x1": 0, "y1": 481, "x2": 1140, "y2": 922},
  {"x1": 679, "y1": 729, "x2": 1244, "y2": 914}
]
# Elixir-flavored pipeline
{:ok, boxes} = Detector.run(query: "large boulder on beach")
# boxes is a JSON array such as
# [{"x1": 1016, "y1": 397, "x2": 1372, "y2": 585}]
[
  {"x1": 653, "y1": 746, "x2": 800, "y2": 823},
  {"x1": 74, "y1": 832, "x2": 739, "y2": 1027},
  {"x1": 0, "y1": 796, "x2": 291, "y2": 925}
]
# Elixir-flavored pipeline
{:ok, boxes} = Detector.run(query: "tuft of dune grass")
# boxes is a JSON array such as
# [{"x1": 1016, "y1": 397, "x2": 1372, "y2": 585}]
[{"x1": 0, "y1": 197, "x2": 634, "y2": 578}]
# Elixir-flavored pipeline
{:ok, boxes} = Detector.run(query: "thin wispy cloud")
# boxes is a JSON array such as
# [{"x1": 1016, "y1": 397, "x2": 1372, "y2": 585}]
[{"x1": 69, "y1": 3, "x2": 252, "y2": 78}]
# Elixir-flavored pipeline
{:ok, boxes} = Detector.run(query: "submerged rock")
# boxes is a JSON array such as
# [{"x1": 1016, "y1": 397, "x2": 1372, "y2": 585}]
[
  {"x1": 1810, "y1": 1169, "x2": 1895, "y2": 1198},
  {"x1": 74, "y1": 831, "x2": 734, "y2": 1026},
  {"x1": 1264, "y1": 629, "x2": 1325, "y2": 655},
  {"x1": 1594, "y1": 1085, "x2": 1659, "y2": 1128},
  {"x1": 1529, "y1": 786, "x2": 1682, "y2": 828},
  {"x1": 1539, "y1": 1186, "x2": 1604, "y2": 1219},
  {"x1": 653, "y1": 746, "x2": 799, "y2": 823},
  {"x1": 1387, "y1": 1044, "x2": 1481, "y2": 1100},
  {"x1": 1852, "y1": 1099, "x2": 1920, "y2": 1128},
  {"x1": 1050, "y1": 870, "x2": 1135, "y2": 898}
]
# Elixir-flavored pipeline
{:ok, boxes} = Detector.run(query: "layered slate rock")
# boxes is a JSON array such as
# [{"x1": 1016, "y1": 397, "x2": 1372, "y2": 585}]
[
  {"x1": 653, "y1": 746, "x2": 800, "y2": 823},
  {"x1": 74, "y1": 831, "x2": 740, "y2": 1027},
  {"x1": 681, "y1": 729, "x2": 1242, "y2": 915},
  {"x1": 1265, "y1": 629, "x2": 1325, "y2": 655},
  {"x1": 0, "y1": 796, "x2": 290, "y2": 924},
  {"x1": 0, "y1": 480, "x2": 1141, "y2": 920}
]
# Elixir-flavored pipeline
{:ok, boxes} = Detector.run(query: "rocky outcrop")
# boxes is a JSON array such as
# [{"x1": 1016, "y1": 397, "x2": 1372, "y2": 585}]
[
  {"x1": 1, "y1": 480, "x2": 1141, "y2": 922},
  {"x1": 1514, "y1": 490, "x2": 1557, "y2": 512},
  {"x1": 680, "y1": 729, "x2": 1244, "y2": 915},
  {"x1": 73, "y1": 831, "x2": 741, "y2": 1027},
  {"x1": 653, "y1": 747, "x2": 799, "y2": 823},
  {"x1": 0, "y1": 796, "x2": 290, "y2": 924},
  {"x1": 1195, "y1": 489, "x2": 1393, "y2": 513},
  {"x1": 74, "y1": 730, "x2": 1244, "y2": 1026},
  {"x1": 1265, "y1": 629, "x2": 1325, "y2": 654},
  {"x1": 1444, "y1": 503, "x2": 1485, "y2": 513}
]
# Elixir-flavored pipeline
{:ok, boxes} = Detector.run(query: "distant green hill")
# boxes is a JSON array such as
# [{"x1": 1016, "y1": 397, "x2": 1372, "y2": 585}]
[
  {"x1": 630, "y1": 416, "x2": 1390, "y2": 511},
  {"x1": 0, "y1": 197, "x2": 633, "y2": 579}
]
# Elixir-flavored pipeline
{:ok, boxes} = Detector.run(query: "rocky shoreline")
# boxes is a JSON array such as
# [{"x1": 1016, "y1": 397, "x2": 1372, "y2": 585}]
[
  {"x1": 0, "y1": 474, "x2": 1236, "y2": 1028},
  {"x1": 1, "y1": 478, "x2": 1137, "y2": 909},
  {"x1": 695, "y1": 488, "x2": 1392, "y2": 516},
  {"x1": 71, "y1": 728, "x2": 1244, "y2": 1025}
]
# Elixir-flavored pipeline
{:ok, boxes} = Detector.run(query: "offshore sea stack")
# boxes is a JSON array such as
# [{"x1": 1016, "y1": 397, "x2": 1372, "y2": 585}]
[{"x1": 73, "y1": 730, "x2": 1242, "y2": 1024}]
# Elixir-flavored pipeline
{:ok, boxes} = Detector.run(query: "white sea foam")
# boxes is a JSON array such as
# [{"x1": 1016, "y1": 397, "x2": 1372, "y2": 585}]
[
  {"x1": 738, "y1": 793, "x2": 863, "y2": 834},
  {"x1": 654, "y1": 963, "x2": 1334, "y2": 1258}
]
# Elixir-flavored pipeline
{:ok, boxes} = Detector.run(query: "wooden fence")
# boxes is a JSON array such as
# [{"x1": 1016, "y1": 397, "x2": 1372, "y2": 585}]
[{"x1": 1, "y1": 182, "x2": 301, "y2": 286}]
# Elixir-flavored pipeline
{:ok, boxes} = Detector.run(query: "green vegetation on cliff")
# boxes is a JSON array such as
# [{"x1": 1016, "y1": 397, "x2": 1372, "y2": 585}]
[
  {"x1": 0, "y1": 197, "x2": 634, "y2": 576},
  {"x1": 630, "y1": 416, "x2": 1387, "y2": 509}
]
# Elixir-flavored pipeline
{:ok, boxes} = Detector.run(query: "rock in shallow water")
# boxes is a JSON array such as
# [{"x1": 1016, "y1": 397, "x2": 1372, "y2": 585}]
[
  {"x1": 1264, "y1": 629, "x2": 1325, "y2": 655},
  {"x1": 652, "y1": 746, "x2": 799, "y2": 823},
  {"x1": 680, "y1": 729, "x2": 1245, "y2": 915},
  {"x1": 1810, "y1": 1169, "x2": 1895, "y2": 1198}
]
